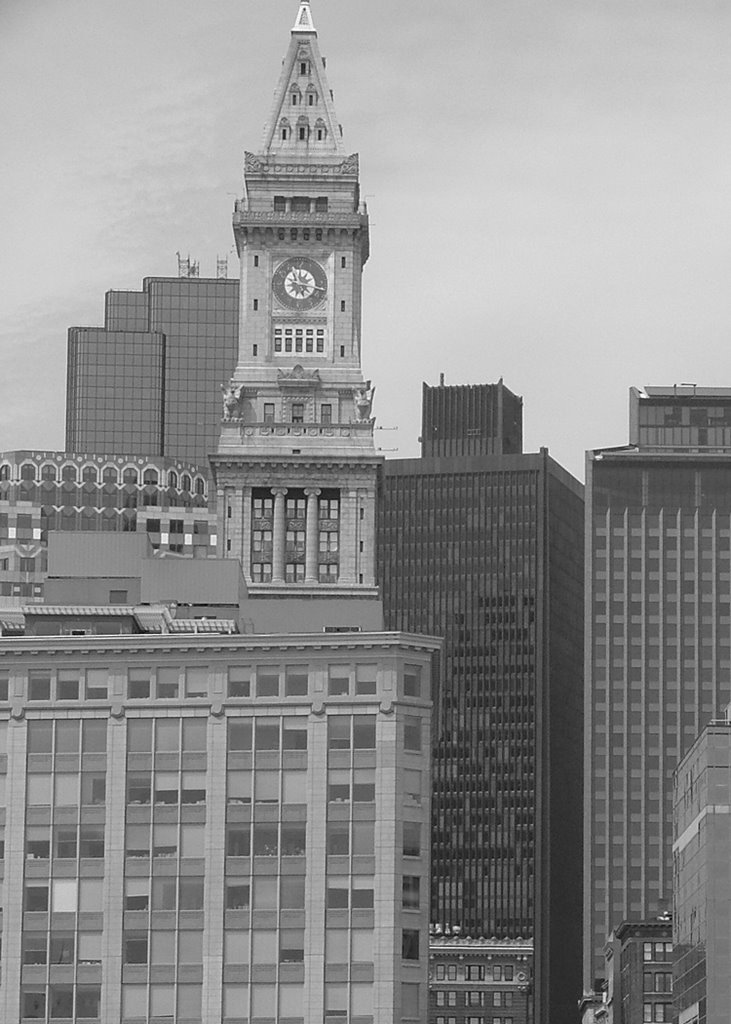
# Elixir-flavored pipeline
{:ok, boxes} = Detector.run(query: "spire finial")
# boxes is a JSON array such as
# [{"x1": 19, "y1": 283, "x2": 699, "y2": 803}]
[{"x1": 292, "y1": 0, "x2": 315, "y2": 33}]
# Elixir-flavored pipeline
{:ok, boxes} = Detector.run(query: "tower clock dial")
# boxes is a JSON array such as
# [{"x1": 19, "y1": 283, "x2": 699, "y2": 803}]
[{"x1": 273, "y1": 257, "x2": 328, "y2": 311}]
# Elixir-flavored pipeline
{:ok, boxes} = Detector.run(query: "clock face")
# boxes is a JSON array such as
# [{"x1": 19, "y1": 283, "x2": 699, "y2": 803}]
[{"x1": 272, "y1": 257, "x2": 327, "y2": 311}]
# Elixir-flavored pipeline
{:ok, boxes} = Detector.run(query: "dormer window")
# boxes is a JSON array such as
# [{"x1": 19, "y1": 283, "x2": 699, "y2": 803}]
[
  {"x1": 298, "y1": 126, "x2": 308, "y2": 141},
  {"x1": 315, "y1": 119, "x2": 327, "y2": 141},
  {"x1": 279, "y1": 119, "x2": 291, "y2": 141},
  {"x1": 300, "y1": 61, "x2": 309, "y2": 76},
  {"x1": 306, "y1": 87, "x2": 318, "y2": 106}
]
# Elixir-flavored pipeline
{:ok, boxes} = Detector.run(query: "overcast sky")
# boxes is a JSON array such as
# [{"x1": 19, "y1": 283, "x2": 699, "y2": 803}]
[{"x1": 2, "y1": 0, "x2": 731, "y2": 479}]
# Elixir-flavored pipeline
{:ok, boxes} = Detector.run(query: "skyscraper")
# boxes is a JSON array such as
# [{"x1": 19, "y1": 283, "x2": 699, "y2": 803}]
[
  {"x1": 421, "y1": 380, "x2": 523, "y2": 459},
  {"x1": 584, "y1": 385, "x2": 731, "y2": 987},
  {"x1": 378, "y1": 383, "x2": 585, "y2": 1024},
  {"x1": 66, "y1": 276, "x2": 239, "y2": 464}
]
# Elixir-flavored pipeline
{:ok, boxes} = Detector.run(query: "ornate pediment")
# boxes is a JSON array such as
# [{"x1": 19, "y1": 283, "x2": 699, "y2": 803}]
[{"x1": 277, "y1": 365, "x2": 321, "y2": 390}]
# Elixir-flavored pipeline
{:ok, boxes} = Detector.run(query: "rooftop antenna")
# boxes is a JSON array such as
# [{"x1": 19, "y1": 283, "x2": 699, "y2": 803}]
[
  {"x1": 176, "y1": 252, "x2": 200, "y2": 278},
  {"x1": 216, "y1": 255, "x2": 229, "y2": 280},
  {"x1": 440, "y1": 372, "x2": 445, "y2": 386}
]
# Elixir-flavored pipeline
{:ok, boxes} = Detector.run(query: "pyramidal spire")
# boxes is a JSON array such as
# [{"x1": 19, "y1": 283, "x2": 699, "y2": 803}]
[
  {"x1": 292, "y1": 0, "x2": 315, "y2": 33},
  {"x1": 261, "y1": 1, "x2": 344, "y2": 158}
]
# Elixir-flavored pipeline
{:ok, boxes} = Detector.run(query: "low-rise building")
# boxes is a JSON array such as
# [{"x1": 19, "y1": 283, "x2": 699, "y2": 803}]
[{"x1": 428, "y1": 933, "x2": 533, "y2": 1024}]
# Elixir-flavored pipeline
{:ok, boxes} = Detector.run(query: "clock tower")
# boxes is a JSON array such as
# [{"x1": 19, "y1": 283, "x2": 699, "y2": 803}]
[{"x1": 211, "y1": 0, "x2": 381, "y2": 615}]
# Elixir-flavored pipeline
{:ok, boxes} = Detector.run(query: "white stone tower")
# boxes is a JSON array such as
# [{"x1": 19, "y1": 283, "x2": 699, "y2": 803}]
[{"x1": 211, "y1": 0, "x2": 380, "y2": 608}]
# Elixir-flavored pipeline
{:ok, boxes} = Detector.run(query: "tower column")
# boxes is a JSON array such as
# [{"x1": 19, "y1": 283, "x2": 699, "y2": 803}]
[
  {"x1": 271, "y1": 487, "x2": 288, "y2": 583},
  {"x1": 339, "y1": 488, "x2": 358, "y2": 585},
  {"x1": 305, "y1": 487, "x2": 321, "y2": 583}
]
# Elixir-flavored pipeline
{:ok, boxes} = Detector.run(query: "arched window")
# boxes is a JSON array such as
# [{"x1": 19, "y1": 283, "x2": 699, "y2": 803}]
[
  {"x1": 40, "y1": 464, "x2": 56, "y2": 482},
  {"x1": 306, "y1": 86, "x2": 318, "y2": 107},
  {"x1": 290, "y1": 86, "x2": 301, "y2": 106},
  {"x1": 181, "y1": 474, "x2": 192, "y2": 493},
  {"x1": 143, "y1": 468, "x2": 159, "y2": 486},
  {"x1": 82, "y1": 466, "x2": 98, "y2": 484},
  {"x1": 315, "y1": 119, "x2": 327, "y2": 142},
  {"x1": 195, "y1": 477, "x2": 206, "y2": 497},
  {"x1": 102, "y1": 466, "x2": 118, "y2": 485},
  {"x1": 280, "y1": 118, "x2": 291, "y2": 142},
  {"x1": 61, "y1": 464, "x2": 77, "y2": 483},
  {"x1": 0, "y1": 465, "x2": 10, "y2": 482},
  {"x1": 168, "y1": 470, "x2": 179, "y2": 489},
  {"x1": 297, "y1": 116, "x2": 309, "y2": 142},
  {"x1": 123, "y1": 468, "x2": 138, "y2": 486}
]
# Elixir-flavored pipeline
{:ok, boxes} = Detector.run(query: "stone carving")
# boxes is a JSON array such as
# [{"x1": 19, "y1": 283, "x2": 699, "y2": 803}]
[
  {"x1": 277, "y1": 365, "x2": 321, "y2": 388},
  {"x1": 354, "y1": 381, "x2": 375, "y2": 422},
  {"x1": 339, "y1": 153, "x2": 359, "y2": 175},
  {"x1": 221, "y1": 378, "x2": 243, "y2": 421}
]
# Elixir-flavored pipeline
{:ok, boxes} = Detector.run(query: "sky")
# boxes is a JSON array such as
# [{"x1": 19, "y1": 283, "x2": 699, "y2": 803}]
[{"x1": 2, "y1": 0, "x2": 731, "y2": 480}]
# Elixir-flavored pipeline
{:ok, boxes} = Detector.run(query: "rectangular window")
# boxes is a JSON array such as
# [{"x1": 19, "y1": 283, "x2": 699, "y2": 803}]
[
  {"x1": 156, "y1": 667, "x2": 179, "y2": 699},
  {"x1": 185, "y1": 667, "x2": 208, "y2": 698},
  {"x1": 228, "y1": 666, "x2": 251, "y2": 698},
  {"x1": 292, "y1": 403, "x2": 304, "y2": 424},
  {"x1": 321, "y1": 403, "x2": 332, "y2": 424},
  {"x1": 28, "y1": 671, "x2": 51, "y2": 701},
  {"x1": 328, "y1": 665, "x2": 350, "y2": 696},
  {"x1": 128, "y1": 668, "x2": 150, "y2": 699},
  {"x1": 57, "y1": 670, "x2": 79, "y2": 700},
  {"x1": 355, "y1": 663, "x2": 377, "y2": 695},
  {"x1": 403, "y1": 821, "x2": 421, "y2": 857},
  {"x1": 85, "y1": 669, "x2": 108, "y2": 700},
  {"x1": 263, "y1": 403, "x2": 275, "y2": 423},
  {"x1": 402, "y1": 875, "x2": 420, "y2": 910},
  {"x1": 404, "y1": 715, "x2": 422, "y2": 751},
  {"x1": 402, "y1": 929, "x2": 420, "y2": 961},
  {"x1": 285, "y1": 664, "x2": 309, "y2": 696}
]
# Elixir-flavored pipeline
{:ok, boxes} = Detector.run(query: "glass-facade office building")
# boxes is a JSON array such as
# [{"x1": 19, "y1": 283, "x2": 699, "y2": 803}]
[
  {"x1": 378, "y1": 448, "x2": 584, "y2": 1024},
  {"x1": 584, "y1": 386, "x2": 731, "y2": 988},
  {"x1": 66, "y1": 278, "x2": 239, "y2": 464}
]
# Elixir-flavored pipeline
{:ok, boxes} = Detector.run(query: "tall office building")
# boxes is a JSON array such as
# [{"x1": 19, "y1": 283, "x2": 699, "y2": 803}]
[
  {"x1": 378, "y1": 383, "x2": 585, "y2": 1024},
  {"x1": 421, "y1": 380, "x2": 523, "y2": 459},
  {"x1": 66, "y1": 276, "x2": 239, "y2": 464},
  {"x1": 584, "y1": 385, "x2": 731, "y2": 988}
]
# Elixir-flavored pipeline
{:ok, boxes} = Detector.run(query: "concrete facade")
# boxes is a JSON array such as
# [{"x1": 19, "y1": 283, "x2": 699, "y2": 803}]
[{"x1": 0, "y1": 629, "x2": 437, "y2": 1024}]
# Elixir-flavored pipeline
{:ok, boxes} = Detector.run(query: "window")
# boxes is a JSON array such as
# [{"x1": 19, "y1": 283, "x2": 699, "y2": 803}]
[
  {"x1": 403, "y1": 821, "x2": 421, "y2": 857},
  {"x1": 328, "y1": 666, "x2": 350, "y2": 696},
  {"x1": 402, "y1": 929, "x2": 420, "y2": 961},
  {"x1": 402, "y1": 875, "x2": 420, "y2": 909},
  {"x1": 292, "y1": 403, "x2": 305, "y2": 423},
  {"x1": 327, "y1": 823, "x2": 349, "y2": 856},
  {"x1": 283, "y1": 718, "x2": 308, "y2": 750},
  {"x1": 355, "y1": 663, "x2": 377, "y2": 695},
  {"x1": 353, "y1": 715, "x2": 376, "y2": 748},
  {"x1": 404, "y1": 715, "x2": 422, "y2": 751},
  {"x1": 86, "y1": 669, "x2": 108, "y2": 700},
  {"x1": 125, "y1": 935, "x2": 148, "y2": 964},
  {"x1": 263, "y1": 402, "x2": 275, "y2": 423},
  {"x1": 185, "y1": 667, "x2": 208, "y2": 698},
  {"x1": 228, "y1": 666, "x2": 251, "y2": 698},
  {"x1": 156, "y1": 667, "x2": 179, "y2": 699},
  {"x1": 226, "y1": 826, "x2": 251, "y2": 858},
  {"x1": 28, "y1": 671, "x2": 51, "y2": 701},
  {"x1": 285, "y1": 664, "x2": 308, "y2": 696},
  {"x1": 321, "y1": 403, "x2": 332, "y2": 424},
  {"x1": 404, "y1": 664, "x2": 422, "y2": 698},
  {"x1": 57, "y1": 670, "x2": 79, "y2": 700},
  {"x1": 25, "y1": 884, "x2": 49, "y2": 912},
  {"x1": 226, "y1": 882, "x2": 250, "y2": 909}
]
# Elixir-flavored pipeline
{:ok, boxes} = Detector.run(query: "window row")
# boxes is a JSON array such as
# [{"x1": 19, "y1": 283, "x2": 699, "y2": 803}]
[
  {"x1": 9, "y1": 463, "x2": 205, "y2": 491},
  {"x1": 435, "y1": 963, "x2": 517, "y2": 982},
  {"x1": 273, "y1": 325, "x2": 326, "y2": 355},
  {"x1": 26, "y1": 825, "x2": 105, "y2": 861},
  {"x1": 22, "y1": 986, "x2": 101, "y2": 1021},
  {"x1": 436, "y1": 991, "x2": 516, "y2": 1008}
]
